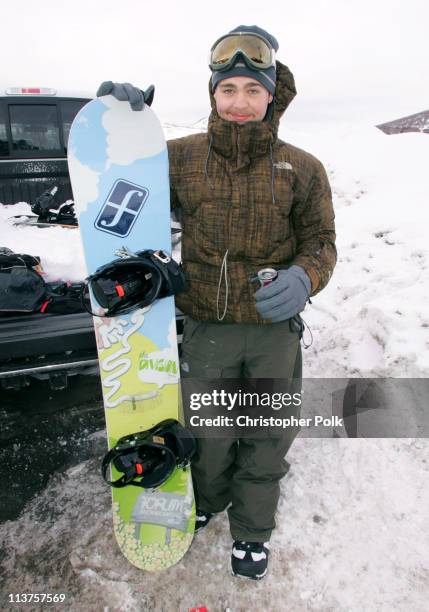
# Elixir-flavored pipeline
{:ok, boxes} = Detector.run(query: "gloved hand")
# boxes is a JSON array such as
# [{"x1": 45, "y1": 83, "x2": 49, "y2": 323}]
[
  {"x1": 96, "y1": 82, "x2": 155, "y2": 111},
  {"x1": 254, "y1": 265, "x2": 311, "y2": 323}
]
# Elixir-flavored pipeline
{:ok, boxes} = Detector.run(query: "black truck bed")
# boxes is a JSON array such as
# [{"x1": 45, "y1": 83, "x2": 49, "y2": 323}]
[
  {"x1": 0, "y1": 312, "x2": 98, "y2": 388},
  {"x1": 1, "y1": 312, "x2": 96, "y2": 360},
  {"x1": 0, "y1": 310, "x2": 184, "y2": 389}
]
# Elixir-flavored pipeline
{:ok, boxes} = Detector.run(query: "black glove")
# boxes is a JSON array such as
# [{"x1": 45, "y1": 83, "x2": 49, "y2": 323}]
[{"x1": 96, "y1": 82, "x2": 155, "y2": 111}]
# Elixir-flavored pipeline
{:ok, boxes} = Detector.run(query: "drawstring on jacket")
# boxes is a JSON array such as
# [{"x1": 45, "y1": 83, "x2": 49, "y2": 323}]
[
  {"x1": 206, "y1": 135, "x2": 229, "y2": 321},
  {"x1": 205, "y1": 136, "x2": 215, "y2": 190},
  {"x1": 216, "y1": 249, "x2": 229, "y2": 321},
  {"x1": 269, "y1": 143, "x2": 276, "y2": 204}
]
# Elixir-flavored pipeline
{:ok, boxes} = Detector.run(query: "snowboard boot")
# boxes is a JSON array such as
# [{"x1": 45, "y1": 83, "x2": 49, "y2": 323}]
[
  {"x1": 231, "y1": 541, "x2": 269, "y2": 580},
  {"x1": 195, "y1": 510, "x2": 214, "y2": 533}
]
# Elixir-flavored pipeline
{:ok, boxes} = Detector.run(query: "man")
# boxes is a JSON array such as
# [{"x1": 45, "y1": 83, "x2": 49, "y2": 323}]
[{"x1": 98, "y1": 25, "x2": 336, "y2": 580}]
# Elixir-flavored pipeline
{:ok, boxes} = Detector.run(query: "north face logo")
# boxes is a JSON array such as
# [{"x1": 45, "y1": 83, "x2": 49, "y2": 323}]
[
  {"x1": 273, "y1": 161, "x2": 293, "y2": 170},
  {"x1": 95, "y1": 179, "x2": 149, "y2": 237}
]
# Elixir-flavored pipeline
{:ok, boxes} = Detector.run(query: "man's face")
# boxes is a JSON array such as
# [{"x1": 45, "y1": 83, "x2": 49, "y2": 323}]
[{"x1": 213, "y1": 76, "x2": 273, "y2": 124}]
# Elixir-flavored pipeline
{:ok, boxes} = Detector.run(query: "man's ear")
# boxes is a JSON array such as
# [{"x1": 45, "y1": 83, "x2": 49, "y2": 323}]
[{"x1": 268, "y1": 93, "x2": 274, "y2": 104}]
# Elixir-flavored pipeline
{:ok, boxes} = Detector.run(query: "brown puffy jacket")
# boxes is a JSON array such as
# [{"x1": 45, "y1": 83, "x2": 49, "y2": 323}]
[{"x1": 167, "y1": 61, "x2": 337, "y2": 323}]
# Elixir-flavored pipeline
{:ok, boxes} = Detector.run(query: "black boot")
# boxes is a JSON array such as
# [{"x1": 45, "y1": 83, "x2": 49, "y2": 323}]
[
  {"x1": 231, "y1": 541, "x2": 269, "y2": 580},
  {"x1": 195, "y1": 510, "x2": 214, "y2": 532}
]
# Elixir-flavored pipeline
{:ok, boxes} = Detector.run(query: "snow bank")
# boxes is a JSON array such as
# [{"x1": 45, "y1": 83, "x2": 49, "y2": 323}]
[
  {"x1": 280, "y1": 120, "x2": 429, "y2": 377},
  {"x1": 0, "y1": 202, "x2": 87, "y2": 282}
]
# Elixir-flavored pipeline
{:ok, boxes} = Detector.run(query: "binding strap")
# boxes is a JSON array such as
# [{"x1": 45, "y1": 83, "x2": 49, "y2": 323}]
[
  {"x1": 101, "y1": 419, "x2": 196, "y2": 489},
  {"x1": 82, "y1": 248, "x2": 187, "y2": 317}
]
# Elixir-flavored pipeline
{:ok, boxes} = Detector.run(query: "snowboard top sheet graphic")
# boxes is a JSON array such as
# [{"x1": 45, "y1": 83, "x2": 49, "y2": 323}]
[{"x1": 68, "y1": 95, "x2": 194, "y2": 571}]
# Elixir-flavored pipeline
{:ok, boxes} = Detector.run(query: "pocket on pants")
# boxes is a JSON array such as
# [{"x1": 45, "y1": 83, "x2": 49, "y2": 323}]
[{"x1": 180, "y1": 318, "x2": 220, "y2": 378}]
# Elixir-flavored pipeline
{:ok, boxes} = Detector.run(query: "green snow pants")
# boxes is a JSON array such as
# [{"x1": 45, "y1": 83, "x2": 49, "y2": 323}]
[{"x1": 180, "y1": 316, "x2": 302, "y2": 542}]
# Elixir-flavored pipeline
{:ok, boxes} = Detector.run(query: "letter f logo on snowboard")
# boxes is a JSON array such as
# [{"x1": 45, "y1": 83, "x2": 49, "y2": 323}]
[{"x1": 95, "y1": 179, "x2": 149, "y2": 237}]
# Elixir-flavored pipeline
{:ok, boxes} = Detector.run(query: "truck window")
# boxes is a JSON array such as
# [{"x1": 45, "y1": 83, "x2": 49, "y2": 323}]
[
  {"x1": 0, "y1": 104, "x2": 8, "y2": 156},
  {"x1": 60, "y1": 100, "x2": 87, "y2": 152},
  {"x1": 9, "y1": 104, "x2": 61, "y2": 153}
]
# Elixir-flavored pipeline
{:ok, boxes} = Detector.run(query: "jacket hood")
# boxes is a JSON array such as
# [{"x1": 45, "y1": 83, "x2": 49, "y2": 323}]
[
  {"x1": 208, "y1": 60, "x2": 297, "y2": 134},
  {"x1": 206, "y1": 60, "x2": 297, "y2": 166}
]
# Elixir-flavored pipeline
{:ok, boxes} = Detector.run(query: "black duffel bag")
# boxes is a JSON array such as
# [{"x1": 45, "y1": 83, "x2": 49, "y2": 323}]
[{"x1": 0, "y1": 247, "x2": 84, "y2": 315}]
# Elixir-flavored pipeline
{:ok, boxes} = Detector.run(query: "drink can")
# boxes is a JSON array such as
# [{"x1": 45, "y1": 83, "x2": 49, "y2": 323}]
[{"x1": 256, "y1": 268, "x2": 278, "y2": 287}]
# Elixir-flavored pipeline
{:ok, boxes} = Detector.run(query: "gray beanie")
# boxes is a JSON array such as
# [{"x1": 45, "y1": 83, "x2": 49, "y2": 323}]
[{"x1": 210, "y1": 25, "x2": 278, "y2": 95}]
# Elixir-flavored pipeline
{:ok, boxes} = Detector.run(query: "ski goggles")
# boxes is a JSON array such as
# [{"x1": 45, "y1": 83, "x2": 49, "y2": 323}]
[{"x1": 209, "y1": 32, "x2": 276, "y2": 72}]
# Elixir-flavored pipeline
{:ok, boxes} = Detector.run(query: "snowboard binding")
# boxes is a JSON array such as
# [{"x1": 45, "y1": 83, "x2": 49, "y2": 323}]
[
  {"x1": 101, "y1": 419, "x2": 196, "y2": 489},
  {"x1": 82, "y1": 248, "x2": 186, "y2": 316},
  {"x1": 31, "y1": 186, "x2": 78, "y2": 226}
]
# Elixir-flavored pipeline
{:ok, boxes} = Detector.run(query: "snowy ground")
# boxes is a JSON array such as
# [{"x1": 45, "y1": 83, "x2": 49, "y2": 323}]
[
  {"x1": 1, "y1": 118, "x2": 428, "y2": 610},
  {"x1": 1, "y1": 438, "x2": 427, "y2": 611}
]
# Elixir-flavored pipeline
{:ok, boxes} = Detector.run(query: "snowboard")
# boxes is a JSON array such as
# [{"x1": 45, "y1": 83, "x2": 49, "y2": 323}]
[{"x1": 67, "y1": 94, "x2": 195, "y2": 571}]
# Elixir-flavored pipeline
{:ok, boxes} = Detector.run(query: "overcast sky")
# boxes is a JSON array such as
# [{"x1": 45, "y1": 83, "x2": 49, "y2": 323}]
[{"x1": 3, "y1": 0, "x2": 428, "y2": 123}]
